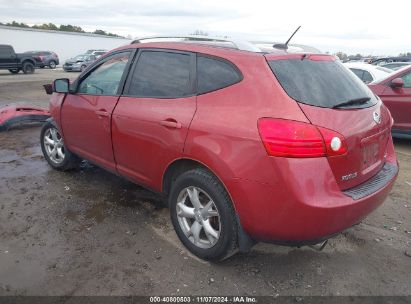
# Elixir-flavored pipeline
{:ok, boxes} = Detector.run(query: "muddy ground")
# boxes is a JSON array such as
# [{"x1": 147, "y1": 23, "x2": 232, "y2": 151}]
[{"x1": 0, "y1": 69, "x2": 410, "y2": 296}]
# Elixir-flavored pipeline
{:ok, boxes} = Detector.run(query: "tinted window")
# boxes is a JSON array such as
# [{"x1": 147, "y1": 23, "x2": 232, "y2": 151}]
[
  {"x1": 350, "y1": 68, "x2": 364, "y2": 80},
  {"x1": 362, "y1": 71, "x2": 373, "y2": 83},
  {"x1": 128, "y1": 51, "x2": 191, "y2": 98},
  {"x1": 0, "y1": 45, "x2": 13, "y2": 56},
  {"x1": 78, "y1": 52, "x2": 130, "y2": 95},
  {"x1": 268, "y1": 59, "x2": 377, "y2": 108},
  {"x1": 197, "y1": 56, "x2": 241, "y2": 94}
]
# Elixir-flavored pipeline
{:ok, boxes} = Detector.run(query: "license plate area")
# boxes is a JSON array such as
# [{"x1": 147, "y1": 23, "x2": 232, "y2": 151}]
[{"x1": 361, "y1": 129, "x2": 388, "y2": 172}]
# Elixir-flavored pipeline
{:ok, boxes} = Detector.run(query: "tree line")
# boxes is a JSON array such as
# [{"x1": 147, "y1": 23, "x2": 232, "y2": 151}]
[
  {"x1": 335, "y1": 51, "x2": 411, "y2": 61},
  {"x1": 0, "y1": 20, "x2": 124, "y2": 38}
]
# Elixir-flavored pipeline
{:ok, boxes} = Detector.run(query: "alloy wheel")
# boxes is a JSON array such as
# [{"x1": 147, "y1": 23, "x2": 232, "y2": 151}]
[
  {"x1": 43, "y1": 127, "x2": 65, "y2": 164},
  {"x1": 176, "y1": 186, "x2": 221, "y2": 249}
]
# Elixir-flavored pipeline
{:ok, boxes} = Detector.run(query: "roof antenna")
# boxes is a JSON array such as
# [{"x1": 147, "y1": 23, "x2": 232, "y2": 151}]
[{"x1": 273, "y1": 26, "x2": 301, "y2": 50}]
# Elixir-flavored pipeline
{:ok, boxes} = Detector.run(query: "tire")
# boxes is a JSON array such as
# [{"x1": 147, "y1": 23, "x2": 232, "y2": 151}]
[
  {"x1": 40, "y1": 122, "x2": 79, "y2": 171},
  {"x1": 169, "y1": 168, "x2": 238, "y2": 261},
  {"x1": 48, "y1": 61, "x2": 56, "y2": 69},
  {"x1": 22, "y1": 62, "x2": 35, "y2": 74},
  {"x1": 8, "y1": 69, "x2": 20, "y2": 74},
  {"x1": 80, "y1": 65, "x2": 86, "y2": 72},
  {"x1": 40, "y1": 66, "x2": 45, "y2": 69}
]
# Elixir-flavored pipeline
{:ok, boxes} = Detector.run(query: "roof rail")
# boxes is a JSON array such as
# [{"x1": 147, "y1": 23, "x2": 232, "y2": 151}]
[
  {"x1": 252, "y1": 41, "x2": 321, "y2": 53},
  {"x1": 131, "y1": 35, "x2": 261, "y2": 52}
]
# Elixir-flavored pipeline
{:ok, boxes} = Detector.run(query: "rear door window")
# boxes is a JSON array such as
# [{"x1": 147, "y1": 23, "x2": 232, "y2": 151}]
[
  {"x1": 0, "y1": 45, "x2": 13, "y2": 56},
  {"x1": 197, "y1": 56, "x2": 242, "y2": 94},
  {"x1": 268, "y1": 58, "x2": 377, "y2": 108},
  {"x1": 350, "y1": 68, "x2": 365, "y2": 80},
  {"x1": 362, "y1": 71, "x2": 373, "y2": 83},
  {"x1": 127, "y1": 50, "x2": 193, "y2": 98}
]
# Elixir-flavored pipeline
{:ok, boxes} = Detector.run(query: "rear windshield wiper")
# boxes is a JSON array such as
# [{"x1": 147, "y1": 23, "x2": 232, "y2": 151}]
[{"x1": 332, "y1": 97, "x2": 371, "y2": 109}]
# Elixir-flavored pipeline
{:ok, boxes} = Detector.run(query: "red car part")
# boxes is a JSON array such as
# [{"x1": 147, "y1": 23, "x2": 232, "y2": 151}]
[{"x1": 0, "y1": 105, "x2": 50, "y2": 131}]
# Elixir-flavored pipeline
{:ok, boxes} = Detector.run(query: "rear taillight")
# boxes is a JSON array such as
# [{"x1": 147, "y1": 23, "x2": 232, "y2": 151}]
[
  {"x1": 257, "y1": 118, "x2": 347, "y2": 158},
  {"x1": 317, "y1": 126, "x2": 348, "y2": 157}
]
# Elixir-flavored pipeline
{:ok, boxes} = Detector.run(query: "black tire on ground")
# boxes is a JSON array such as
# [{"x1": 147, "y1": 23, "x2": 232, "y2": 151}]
[
  {"x1": 40, "y1": 66, "x2": 45, "y2": 69},
  {"x1": 40, "y1": 121, "x2": 79, "y2": 171},
  {"x1": 22, "y1": 62, "x2": 35, "y2": 74},
  {"x1": 8, "y1": 69, "x2": 20, "y2": 74},
  {"x1": 169, "y1": 168, "x2": 239, "y2": 261},
  {"x1": 48, "y1": 61, "x2": 56, "y2": 69}
]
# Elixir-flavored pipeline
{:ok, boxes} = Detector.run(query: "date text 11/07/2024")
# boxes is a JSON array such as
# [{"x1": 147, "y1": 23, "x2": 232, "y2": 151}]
[{"x1": 149, "y1": 296, "x2": 257, "y2": 303}]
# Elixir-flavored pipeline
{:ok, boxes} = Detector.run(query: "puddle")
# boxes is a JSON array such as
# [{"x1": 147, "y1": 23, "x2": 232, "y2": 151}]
[{"x1": 85, "y1": 204, "x2": 106, "y2": 223}]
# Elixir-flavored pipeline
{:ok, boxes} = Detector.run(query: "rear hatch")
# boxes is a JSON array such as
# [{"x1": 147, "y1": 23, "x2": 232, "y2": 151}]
[{"x1": 266, "y1": 54, "x2": 391, "y2": 190}]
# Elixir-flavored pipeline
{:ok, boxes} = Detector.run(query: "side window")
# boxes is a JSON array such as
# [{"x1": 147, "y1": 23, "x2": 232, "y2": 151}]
[
  {"x1": 350, "y1": 68, "x2": 365, "y2": 81},
  {"x1": 197, "y1": 56, "x2": 241, "y2": 94},
  {"x1": 362, "y1": 71, "x2": 373, "y2": 83},
  {"x1": 78, "y1": 51, "x2": 130, "y2": 95},
  {"x1": 0, "y1": 45, "x2": 13, "y2": 57},
  {"x1": 401, "y1": 72, "x2": 411, "y2": 88},
  {"x1": 128, "y1": 51, "x2": 192, "y2": 98}
]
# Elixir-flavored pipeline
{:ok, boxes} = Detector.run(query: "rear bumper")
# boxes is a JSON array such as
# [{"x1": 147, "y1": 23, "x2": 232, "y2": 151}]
[{"x1": 226, "y1": 142, "x2": 398, "y2": 242}]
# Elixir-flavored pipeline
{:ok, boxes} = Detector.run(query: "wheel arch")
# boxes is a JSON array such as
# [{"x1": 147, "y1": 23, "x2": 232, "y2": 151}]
[
  {"x1": 21, "y1": 58, "x2": 36, "y2": 66},
  {"x1": 162, "y1": 158, "x2": 215, "y2": 196},
  {"x1": 162, "y1": 157, "x2": 255, "y2": 252}
]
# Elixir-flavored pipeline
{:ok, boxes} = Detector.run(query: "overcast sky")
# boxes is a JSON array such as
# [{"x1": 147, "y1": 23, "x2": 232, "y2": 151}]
[{"x1": 0, "y1": 0, "x2": 410, "y2": 55}]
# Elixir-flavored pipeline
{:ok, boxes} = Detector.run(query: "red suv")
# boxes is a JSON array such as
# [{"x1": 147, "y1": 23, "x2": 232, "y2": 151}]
[
  {"x1": 368, "y1": 65, "x2": 411, "y2": 138},
  {"x1": 41, "y1": 40, "x2": 398, "y2": 261}
]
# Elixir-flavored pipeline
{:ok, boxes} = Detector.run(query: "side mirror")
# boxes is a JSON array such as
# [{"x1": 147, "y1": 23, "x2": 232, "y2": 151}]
[
  {"x1": 391, "y1": 78, "x2": 404, "y2": 88},
  {"x1": 53, "y1": 78, "x2": 70, "y2": 93}
]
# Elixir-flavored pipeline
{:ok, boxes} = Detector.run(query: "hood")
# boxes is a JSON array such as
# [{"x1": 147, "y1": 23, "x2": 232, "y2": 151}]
[{"x1": 66, "y1": 58, "x2": 83, "y2": 64}]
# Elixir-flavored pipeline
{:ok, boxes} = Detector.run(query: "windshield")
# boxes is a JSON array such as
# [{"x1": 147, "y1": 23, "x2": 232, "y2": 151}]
[{"x1": 268, "y1": 58, "x2": 377, "y2": 108}]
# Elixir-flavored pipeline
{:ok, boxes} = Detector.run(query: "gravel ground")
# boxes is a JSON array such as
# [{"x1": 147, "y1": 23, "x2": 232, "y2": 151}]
[{"x1": 0, "y1": 69, "x2": 410, "y2": 296}]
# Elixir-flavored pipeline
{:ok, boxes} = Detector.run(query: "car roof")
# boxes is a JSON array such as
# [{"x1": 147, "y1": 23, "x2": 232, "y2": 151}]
[
  {"x1": 130, "y1": 36, "x2": 321, "y2": 54},
  {"x1": 112, "y1": 41, "x2": 325, "y2": 62},
  {"x1": 382, "y1": 62, "x2": 411, "y2": 66},
  {"x1": 344, "y1": 62, "x2": 391, "y2": 72}
]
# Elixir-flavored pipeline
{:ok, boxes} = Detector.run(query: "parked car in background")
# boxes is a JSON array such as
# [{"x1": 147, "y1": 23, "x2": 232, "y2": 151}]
[
  {"x1": 24, "y1": 51, "x2": 59, "y2": 69},
  {"x1": 0, "y1": 44, "x2": 36, "y2": 74},
  {"x1": 368, "y1": 66, "x2": 411, "y2": 138},
  {"x1": 381, "y1": 62, "x2": 411, "y2": 71},
  {"x1": 42, "y1": 38, "x2": 398, "y2": 261},
  {"x1": 63, "y1": 54, "x2": 96, "y2": 72},
  {"x1": 85, "y1": 49, "x2": 107, "y2": 58},
  {"x1": 371, "y1": 56, "x2": 411, "y2": 66},
  {"x1": 344, "y1": 62, "x2": 392, "y2": 84}
]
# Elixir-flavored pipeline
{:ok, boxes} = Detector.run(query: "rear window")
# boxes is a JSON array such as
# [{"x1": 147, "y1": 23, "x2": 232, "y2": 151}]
[{"x1": 268, "y1": 59, "x2": 377, "y2": 108}]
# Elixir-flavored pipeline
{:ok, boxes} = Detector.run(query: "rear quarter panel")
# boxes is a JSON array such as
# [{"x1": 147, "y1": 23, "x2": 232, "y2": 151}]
[{"x1": 184, "y1": 53, "x2": 309, "y2": 187}]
